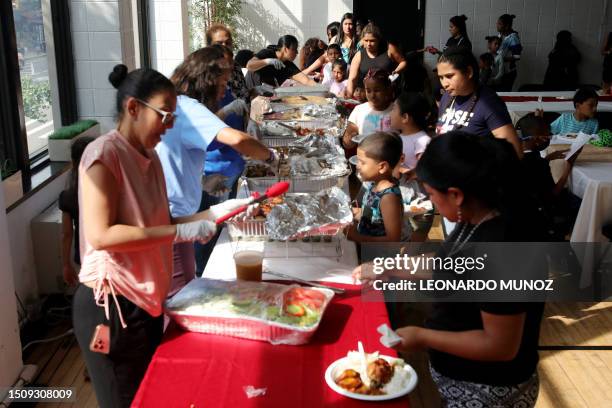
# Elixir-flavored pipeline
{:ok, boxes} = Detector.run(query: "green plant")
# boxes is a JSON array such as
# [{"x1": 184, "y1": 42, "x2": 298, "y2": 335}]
[
  {"x1": 48, "y1": 120, "x2": 98, "y2": 140},
  {"x1": 188, "y1": 0, "x2": 243, "y2": 51},
  {"x1": 20, "y1": 76, "x2": 51, "y2": 121}
]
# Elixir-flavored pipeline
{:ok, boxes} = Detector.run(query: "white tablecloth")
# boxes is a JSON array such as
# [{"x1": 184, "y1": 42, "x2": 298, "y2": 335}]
[
  {"x1": 202, "y1": 228, "x2": 359, "y2": 284},
  {"x1": 506, "y1": 101, "x2": 612, "y2": 124},
  {"x1": 563, "y1": 162, "x2": 612, "y2": 288},
  {"x1": 569, "y1": 163, "x2": 612, "y2": 243}
]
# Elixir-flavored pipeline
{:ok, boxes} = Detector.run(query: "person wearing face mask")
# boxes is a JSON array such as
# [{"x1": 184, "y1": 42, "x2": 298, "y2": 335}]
[
  {"x1": 436, "y1": 48, "x2": 522, "y2": 157},
  {"x1": 73, "y1": 65, "x2": 222, "y2": 408},
  {"x1": 346, "y1": 23, "x2": 406, "y2": 98},
  {"x1": 155, "y1": 47, "x2": 276, "y2": 294},
  {"x1": 245, "y1": 35, "x2": 316, "y2": 87}
]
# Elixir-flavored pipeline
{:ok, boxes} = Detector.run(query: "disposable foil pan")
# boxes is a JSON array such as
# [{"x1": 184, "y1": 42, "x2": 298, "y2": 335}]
[{"x1": 165, "y1": 278, "x2": 335, "y2": 345}]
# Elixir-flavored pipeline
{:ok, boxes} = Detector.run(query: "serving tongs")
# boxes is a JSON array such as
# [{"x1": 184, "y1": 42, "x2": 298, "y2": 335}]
[{"x1": 264, "y1": 270, "x2": 345, "y2": 294}]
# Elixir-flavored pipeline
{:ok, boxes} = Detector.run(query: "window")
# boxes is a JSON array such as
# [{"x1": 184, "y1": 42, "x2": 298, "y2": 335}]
[
  {"x1": 1, "y1": 0, "x2": 76, "y2": 198},
  {"x1": 13, "y1": 0, "x2": 54, "y2": 157}
]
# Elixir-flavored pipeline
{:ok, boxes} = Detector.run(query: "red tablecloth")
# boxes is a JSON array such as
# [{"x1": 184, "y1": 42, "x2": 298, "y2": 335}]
[{"x1": 132, "y1": 283, "x2": 411, "y2": 408}]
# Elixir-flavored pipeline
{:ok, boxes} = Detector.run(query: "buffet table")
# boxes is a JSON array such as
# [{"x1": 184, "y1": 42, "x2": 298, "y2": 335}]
[
  {"x1": 132, "y1": 282, "x2": 410, "y2": 407},
  {"x1": 547, "y1": 144, "x2": 612, "y2": 287},
  {"x1": 548, "y1": 145, "x2": 612, "y2": 243},
  {"x1": 202, "y1": 227, "x2": 359, "y2": 283}
]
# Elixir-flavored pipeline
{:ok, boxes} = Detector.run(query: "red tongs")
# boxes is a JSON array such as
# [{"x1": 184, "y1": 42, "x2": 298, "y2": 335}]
[{"x1": 215, "y1": 181, "x2": 290, "y2": 224}]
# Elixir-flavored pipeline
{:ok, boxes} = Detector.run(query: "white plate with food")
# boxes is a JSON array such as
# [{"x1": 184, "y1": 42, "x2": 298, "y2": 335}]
[
  {"x1": 325, "y1": 348, "x2": 418, "y2": 401},
  {"x1": 404, "y1": 198, "x2": 433, "y2": 216}
]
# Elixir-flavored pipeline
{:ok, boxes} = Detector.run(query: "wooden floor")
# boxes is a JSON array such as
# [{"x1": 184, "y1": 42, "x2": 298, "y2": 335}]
[
  {"x1": 22, "y1": 216, "x2": 610, "y2": 408},
  {"x1": 24, "y1": 301, "x2": 610, "y2": 408}
]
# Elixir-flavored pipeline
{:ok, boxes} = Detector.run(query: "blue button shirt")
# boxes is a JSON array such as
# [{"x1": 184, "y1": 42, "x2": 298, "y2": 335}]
[{"x1": 156, "y1": 95, "x2": 227, "y2": 217}]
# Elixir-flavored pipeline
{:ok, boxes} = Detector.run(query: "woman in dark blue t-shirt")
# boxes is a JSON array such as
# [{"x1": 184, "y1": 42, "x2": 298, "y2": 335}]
[{"x1": 435, "y1": 48, "x2": 521, "y2": 157}]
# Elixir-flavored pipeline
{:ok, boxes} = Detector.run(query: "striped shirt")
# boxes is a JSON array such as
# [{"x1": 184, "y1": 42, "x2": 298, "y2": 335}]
[{"x1": 550, "y1": 112, "x2": 599, "y2": 135}]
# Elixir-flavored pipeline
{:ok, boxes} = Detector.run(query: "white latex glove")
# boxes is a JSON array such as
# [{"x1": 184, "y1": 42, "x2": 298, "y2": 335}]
[
  {"x1": 265, "y1": 58, "x2": 285, "y2": 70},
  {"x1": 219, "y1": 99, "x2": 249, "y2": 117},
  {"x1": 201, "y1": 174, "x2": 229, "y2": 197},
  {"x1": 206, "y1": 198, "x2": 254, "y2": 221},
  {"x1": 175, "y1": 220, "x2": 217, "y2": 243}
]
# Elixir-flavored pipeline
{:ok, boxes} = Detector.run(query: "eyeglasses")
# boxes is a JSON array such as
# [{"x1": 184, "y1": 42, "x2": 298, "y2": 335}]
[{"x1": 136, "y1": 98, "x2": 175, "y2": 125}]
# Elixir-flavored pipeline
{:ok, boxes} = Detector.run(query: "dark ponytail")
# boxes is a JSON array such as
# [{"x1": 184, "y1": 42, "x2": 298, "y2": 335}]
[
  {"x1": 449, "y1": 15, "x2": 469, "y2": 38},
  {"x1": 109, "y1": 64, "x2": 174, "y2": 118}
]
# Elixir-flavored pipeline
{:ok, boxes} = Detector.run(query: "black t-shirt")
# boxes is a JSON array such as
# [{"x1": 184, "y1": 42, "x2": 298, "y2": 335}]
[
  {"x1": 58, "y1": 188, "x2": 80, "y2": 265},
  {"x1": 444, "y1": 36, "x2": 472, "y2": 53},
  {"x1": 253, "y1": 48, "x2": 300, "y2": 87},
  {"x1": 426, "y1": 216, "x2": 545, "y2": 385}
]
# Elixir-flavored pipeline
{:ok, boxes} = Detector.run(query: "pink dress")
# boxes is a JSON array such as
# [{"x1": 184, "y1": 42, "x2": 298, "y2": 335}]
[{"x1": 78, "y1": 130, "x2": 173, "y2": 326}]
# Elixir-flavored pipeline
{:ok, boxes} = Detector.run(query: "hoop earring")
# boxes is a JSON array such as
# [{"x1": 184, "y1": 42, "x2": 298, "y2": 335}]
[{"x1": 457, "y1": 207, "x2": 463, "y2": 224}]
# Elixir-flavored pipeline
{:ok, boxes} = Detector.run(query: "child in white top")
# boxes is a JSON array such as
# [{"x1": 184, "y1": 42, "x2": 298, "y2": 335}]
[
  {"x1": 303, "y1": 43, "x2": 341, "y2": 86},
  {"x1": 329, "y1": 58, "x2": 348, "y2": 98},
  {"x1": 390, "y1": 92, "x2": 431, "y2": 171},
  {"x1": 342, "y1": 69, "x2": 395, "y2": 150}
]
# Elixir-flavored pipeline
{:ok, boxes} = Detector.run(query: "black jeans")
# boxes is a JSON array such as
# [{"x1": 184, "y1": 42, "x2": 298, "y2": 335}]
[{"x1": 72, "y1": 285, "x2": 163, "y2": 408}]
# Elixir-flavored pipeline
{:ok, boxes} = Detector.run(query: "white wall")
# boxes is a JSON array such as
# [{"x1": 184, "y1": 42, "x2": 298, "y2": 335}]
[
  {"x1": 236, "y1": 0, "x2": 353, "y2": 51},
  {"x1": 7, "y1": 173, "x2": 69, "y2": 304},
  {"x1": 70, "y1": 0, "x2": 141, "y2": 133},
  {"x1": 424, "y1": 0, "x2": 612, "y2": 89},
  {"x1": 0, "y1": 182, "x2": 24, "y2": 391},
  {"x1": 149, "y1": 0, "x2": 190, "y2": 77}
]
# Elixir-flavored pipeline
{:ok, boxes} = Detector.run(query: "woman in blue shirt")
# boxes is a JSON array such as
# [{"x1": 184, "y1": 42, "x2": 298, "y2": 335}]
[{"x1": 156, "y1": 47, "x2": 276, "y2": 295}]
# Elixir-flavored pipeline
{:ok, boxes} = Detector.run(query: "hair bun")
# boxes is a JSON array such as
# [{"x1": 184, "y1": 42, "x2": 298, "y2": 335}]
[
  {"x1": 460, "y1": 15, "x2": 468, "y2": 21},
  {"x1": 510, "y1": 14, "x2": 516, "y2": 19},
  {"x1": 108, "y1": 64, "x2": 128, "y2": 89}
]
